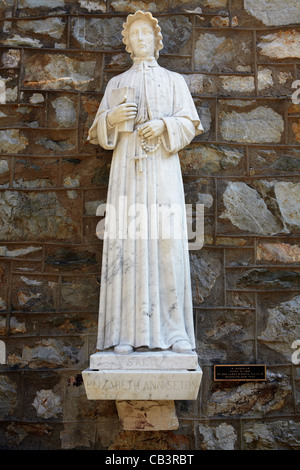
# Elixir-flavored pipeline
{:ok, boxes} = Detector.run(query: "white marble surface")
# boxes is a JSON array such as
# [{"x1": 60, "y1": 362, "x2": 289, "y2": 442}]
[
  {"x1": 90, "y1": 350, "x2": 199, "y2": 370},
  {"x1": 82, "y1": 365, "x2": 203, "y2": 400},
  {"x1": 88, "y1": 11, "x2": 203, "y2": 354},
  {"x1": 83, "y1": 12, "x2": 203, "y2": 403}
]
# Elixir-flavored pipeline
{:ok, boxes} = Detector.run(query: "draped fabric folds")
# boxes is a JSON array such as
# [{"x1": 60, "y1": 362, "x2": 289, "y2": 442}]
[{"x1": 88, "y1": 58, "x2": 203, "y2": 351}]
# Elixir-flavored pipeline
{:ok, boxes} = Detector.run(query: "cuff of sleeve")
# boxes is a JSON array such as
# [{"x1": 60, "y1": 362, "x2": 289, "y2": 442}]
[
  {"x1": 106, "y1": 112, "x2": 114, "y2": 130},
  {"x1": 161, "y1": 116, "x2": 180, "y2": 154}
]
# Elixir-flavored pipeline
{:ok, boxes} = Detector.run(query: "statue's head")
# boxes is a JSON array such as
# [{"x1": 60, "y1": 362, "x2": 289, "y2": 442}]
[{"x1": 122, "y1": 11, "x2": 163, "y2": 60}]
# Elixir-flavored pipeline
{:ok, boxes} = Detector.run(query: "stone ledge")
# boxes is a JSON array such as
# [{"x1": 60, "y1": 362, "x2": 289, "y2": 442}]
[
  {"x1": 82, "y1": 365, "x2": 203, "y2": 400},
  {"x1": 89, "y1": 350, "x2": 199, "y2": 370}
]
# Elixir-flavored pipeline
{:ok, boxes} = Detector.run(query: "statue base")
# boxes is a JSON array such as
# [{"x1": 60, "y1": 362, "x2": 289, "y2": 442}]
[{"x1": 82, "y1": 350, "x2": 202, "y2": 400}]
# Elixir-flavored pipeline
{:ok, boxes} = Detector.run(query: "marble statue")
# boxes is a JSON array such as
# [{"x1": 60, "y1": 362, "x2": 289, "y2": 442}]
[{"x1": 88, "y1": 11, "x2": 203, "y2": 356}]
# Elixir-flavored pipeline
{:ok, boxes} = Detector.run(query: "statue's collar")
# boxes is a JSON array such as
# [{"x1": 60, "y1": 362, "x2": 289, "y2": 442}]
[{"x1": 131, "y1": 57, "x2": 159, "y2": 70}]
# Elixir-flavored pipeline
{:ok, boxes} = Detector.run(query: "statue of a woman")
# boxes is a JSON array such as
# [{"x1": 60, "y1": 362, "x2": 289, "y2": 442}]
[{"x1": 88, "y1": 11, "x2": 203, "y2": 355}]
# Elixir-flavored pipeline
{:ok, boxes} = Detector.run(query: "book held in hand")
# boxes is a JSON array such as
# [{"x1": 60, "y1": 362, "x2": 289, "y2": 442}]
[{"x1": 109, "y1": 86, "x2": 136, "y2": 132}]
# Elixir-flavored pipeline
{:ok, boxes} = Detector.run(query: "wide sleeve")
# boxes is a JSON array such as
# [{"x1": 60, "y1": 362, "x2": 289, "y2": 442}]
[
  {"x1": 161, "y1": 73, "x2": 203, "y2": 154},
  {"x1": 87, "y1": 79, "x2": 119, "y2": 150}
]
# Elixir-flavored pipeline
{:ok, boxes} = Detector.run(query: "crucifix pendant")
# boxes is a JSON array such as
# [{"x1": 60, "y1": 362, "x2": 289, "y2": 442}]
[{"x1": 133, "y1": 151, "x2": 147, "y2": 173}]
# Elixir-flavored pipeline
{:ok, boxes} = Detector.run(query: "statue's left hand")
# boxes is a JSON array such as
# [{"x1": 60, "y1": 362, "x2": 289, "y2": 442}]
[{"x1": 138, "y1": 119, "x2": 166, "y2": 140}]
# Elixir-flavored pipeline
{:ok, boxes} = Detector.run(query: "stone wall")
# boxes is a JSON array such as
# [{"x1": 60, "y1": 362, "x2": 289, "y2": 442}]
[{"x1": 0, "y1": 0, "x2": 299, "y2": 450}]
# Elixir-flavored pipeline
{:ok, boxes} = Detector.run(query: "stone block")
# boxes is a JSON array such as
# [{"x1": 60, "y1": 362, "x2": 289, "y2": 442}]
[
  {"x1": 7, "y1": 337, "x2": 86, "y2": 369},
  {"x1": 243, "y1": 419, "x2": 300, "y2": 450},
  {"x1": 34, "y1": 132, "x2": 77, "y2": 154},
  {"x1": 17, "y1": 18, "x2": 66, "y2": 39},
  {"x1": 32, "y1": 389, "x2": 62, "y2": 419},
  {"x1": 0, "y1": 159, "x2": 9, "y2": 177},
  {"x1": 22, "y1": 52, "x2": 101, "y2": 92},
  {"x1": 64, "y1": 373, "x2": 118, "y2": 421},
  {"x1": 110, "y1": 0, "x2": 169, "y2": 13},
  {"x1": 0, "y1": 190, "x2": 80, "y2": 241},
  {"x1": 0, "y1": 105, "x2": 45, "y2": 129},
  {"x1": 116, "y1": 400, "x2": 179, "y2": 430},
  {"x1": 290, "y1": 118, "x2": 300, "y2": 144},
  {"x1": 248, "y1": 147, "x2": 300, "y2": 175},
  {"x1": 2, "y1": 18, "x2": 67, "y2": 49},
  {"x1": 182, "y1": 74, "x2": 204, "y2": 94},
  {"x1": 0, "y1": 262, "x2": 9, "y2": 312},
  {"x1": 257, "y1": 243, "x2": 300, "y2": 263},
  {"x1": 9, "y1": 312, "x2": 97, "y2": 337},
  {"x1": 83, "y1": 366, "x2": 202, "y2": 400},
  {"x1": 196, "y1": 308, "x2": 255, "y2": 364},
  {"x1": 0, "y1": 159, "x2": 10, "y2": 188},
  {"x1": 233, "y1": 268, "x2": 300, "y2": 290},
  {"x1": 180, "y1": 143, "x2": 245, "y2": 176},
  {"x1": 11, "y1": 273, "x2": 57, "y2": 312},
  {"x1": 219, "y1": 106, "x2": 284, "y2": 144},
  {"x1": 2, "y1": 421, "x2": 59, "y2": 449},
  {"x1": 258, "y1": 30, "x2": 300, "y2": 60},
  {"x1": 48, "y1": 95, "x2": 77, "y2": 128},
  {"x1": 0, "y1": 341, "x2": 6, "y2": 363},
  {"x1": 172, "y1": 0, "x2": 228, "y2": 10},
  {"x1": 60, "y1": 276, "x2": 99, "y2": 310},
  {"x1": 219, "y1": 181, "x2": 283, "y2": 235},
  {"x1": 71, "y1": 17, "x2": 124, "y2": 50},
  {"x1": 0, "y1": 244, "x2": 42, "y2": 259},
  {"x1": 0, "y1": 130, "x2": 28, "y2": 154},
  {"x1": 60, "y1": 422, "x2": 97, "y2": 450},
  {"x1": 194, "y1": 30, "x2": 252, "y2": 73},
  {"x1": 258, "y1": 294, "x2": 300, "y2": 361},
  {"x1": 159, "y1": 16, "x2": 192, "y2": 55},
  {"x1": 198, "y1": 422, "x2": 238, "y2": 450},
  {"x1": 0, "y1": 0, "x2": 14, "y2": 15},
  {"x1": 275, "y1": 182, "x2": 300, "y2": 229},
  {"x1": 107, "y1": 423, "x2": 195, "y2": 450},
  {"x1": 220, "y1": 67, "x2": 274, "y2": 93},
  {"x1": 203, "y1": 369, "x2": 292, "y2": 418},
  {"x1": 190, "y1": 249, "x2": 222, "y2": 305},
  {"x1": 158, "y1": 55, "x2": 191, "y2": 73},
  {"x1": 18, "y1": 0, "x2": 65, "y2": 8},
  {"x1": 44, "y1": 244, "x2": 99, "y2": 273},
  {"x1": 89, "y1": 350, "x2": 199, "y2": 370},
  {"x1": 76, "y1": 0, "x2": 106, "y2": 13},
  {"x1": 244, "y1": 0, "x2": 300, "y2": 27},
  {"x1": 13, "y1": 157, "x2": 60, "y2": 189},
  {"x1": 61, "y1": 155, "x2": 110, "y2": 191},
  {"x1": 0, "y1": 375, "x2": 18, "y2": 417}
]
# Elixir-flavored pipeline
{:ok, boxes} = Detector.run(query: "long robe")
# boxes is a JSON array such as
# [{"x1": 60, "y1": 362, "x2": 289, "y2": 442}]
[{"x1": 88, "y1": 57, "x2": 203, "y2": 351}]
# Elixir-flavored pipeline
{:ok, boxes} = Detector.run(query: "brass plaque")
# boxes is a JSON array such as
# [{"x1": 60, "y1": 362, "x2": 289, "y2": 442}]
[{"x1": 214, "y1": 364, "x2": 266, "y2": 382}]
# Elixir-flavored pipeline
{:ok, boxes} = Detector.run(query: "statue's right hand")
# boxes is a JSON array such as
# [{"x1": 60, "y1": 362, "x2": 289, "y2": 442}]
[{"x1": 107, "y1": 101, "x2": 138, "y2": 127}]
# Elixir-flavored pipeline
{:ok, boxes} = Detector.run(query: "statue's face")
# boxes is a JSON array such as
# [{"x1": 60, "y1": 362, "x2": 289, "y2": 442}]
[{"x1": 128, "y1": 19, "x2": 156, "y2": 58}]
